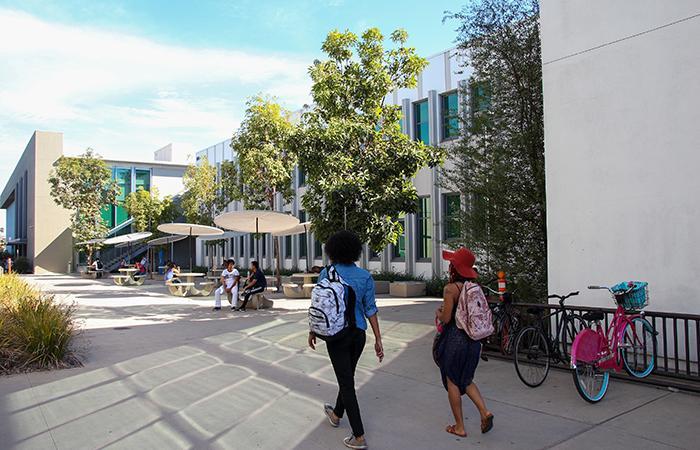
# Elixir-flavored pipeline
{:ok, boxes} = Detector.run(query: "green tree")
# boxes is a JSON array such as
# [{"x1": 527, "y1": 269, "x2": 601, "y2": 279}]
[
  {"x1": 230, "y1": 95, "x2": 296, "y2": 209},
  {"x1": 124, "y1": 186, "x2": 178, "y2": 233},
  {"x1": 290, "y1": 28, "x2": 444, "y2": 251},
  {"x1": 48, "y1": 148, "x2": 119, "y2": 264},
  {"x1": 444, "y1": 0, "x2": 546, "y2": 299},
  {"x1": 181, "y1": 156, "x2": 238, "y2": 225}
]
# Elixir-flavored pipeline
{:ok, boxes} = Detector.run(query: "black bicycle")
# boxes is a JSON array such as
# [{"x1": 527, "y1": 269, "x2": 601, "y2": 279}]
[
  {"x1": 485, "y1": 284, "x2": 520, "y2": 356},
  {"x1": 513, "y1": 291, "x2": 588, "y2": 387}
]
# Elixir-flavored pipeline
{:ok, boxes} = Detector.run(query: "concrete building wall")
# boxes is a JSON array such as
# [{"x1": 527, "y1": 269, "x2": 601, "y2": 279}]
[
  {"x1": 0, "y1": 131, "x2": 72, "y2": 274},
  {"x1": 541, "y1": 0, "x2": 700, "y2": 313}
]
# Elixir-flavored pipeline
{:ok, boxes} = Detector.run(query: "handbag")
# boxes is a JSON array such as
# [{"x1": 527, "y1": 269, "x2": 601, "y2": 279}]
[{"x1": 432, "y1": 316, "x2": 445, "y2": 366}]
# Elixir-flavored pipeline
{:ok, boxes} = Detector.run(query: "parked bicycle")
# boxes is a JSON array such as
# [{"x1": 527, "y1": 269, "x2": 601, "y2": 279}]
[
  {"x1": 513, "y1": 291, "x2": 588, "y2": 387},
  {"x1": 483, "y1": 280, "x2": 520, "y2": 355},
  {"x1": 570, "y1": 282, "x2": 657, "y2": 403}
]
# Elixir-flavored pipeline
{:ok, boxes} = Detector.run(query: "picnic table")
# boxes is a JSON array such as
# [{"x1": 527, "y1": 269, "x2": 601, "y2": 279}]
[
  {"x1": 166, "y1": 272, "x2": 215, "y2": 297},
  {"x1": 113, "y1": 268, "x2": 145, "y2": 286},
  {"x1": 291, "y1": 272, "x2": 319, "y2": 285}
]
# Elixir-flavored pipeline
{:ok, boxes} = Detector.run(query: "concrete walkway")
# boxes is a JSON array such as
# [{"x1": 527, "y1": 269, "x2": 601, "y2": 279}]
[{"x1": 0, "y1": 275, "x2": 697, "y2": 449}]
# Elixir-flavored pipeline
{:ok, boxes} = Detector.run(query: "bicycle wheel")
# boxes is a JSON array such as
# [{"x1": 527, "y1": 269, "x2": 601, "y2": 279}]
[
  {"x1": 571, "y1": 328, "x2": 609, "y2": 402},
  {"x1": 500, "y1": 316, "x2": 516, "y2": 355},
  {"x1": 514, "y1": 327, "x2": 550, "y2": 387},
  {"x1": 561, "y1": 314, "x2": 587, "y2": 360},
  {"x1": 621, "y1": 317, "x2": 656, "y2": 378}
]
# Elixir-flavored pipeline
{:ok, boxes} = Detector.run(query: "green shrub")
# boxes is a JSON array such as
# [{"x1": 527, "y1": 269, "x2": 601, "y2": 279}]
[
  {"x1": 371, "y1": 270, "x2": 421, "y2": 282},
  {"x1": 425, "y1": 275, "x2": 449, "y2": 297},
  {"x1": 12, "y1": 257, "x2": 33, "y2": 274},
  {"x1": 0, "y1": 274, "x2": 79, "y2": 373}
]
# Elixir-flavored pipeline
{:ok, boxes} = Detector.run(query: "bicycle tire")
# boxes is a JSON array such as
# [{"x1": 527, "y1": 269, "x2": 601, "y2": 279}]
[
  {"x1": 514, "y1": 326, "x2": 550, "y2": 387},
  {"x1": 621, "y1": 317, "x2": 656, "y2": 378},
  {"x1": 570, "y1": 328, "x2": 610, "y2": 402},
  {"x1": 572, "y1": 361, "x2": 610, "y2": 403}
]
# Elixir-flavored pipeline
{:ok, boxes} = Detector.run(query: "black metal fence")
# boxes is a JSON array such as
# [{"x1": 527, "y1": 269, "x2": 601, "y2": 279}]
[{"x1": 485, "y1": 300, "x2": 700, "y2": 390}]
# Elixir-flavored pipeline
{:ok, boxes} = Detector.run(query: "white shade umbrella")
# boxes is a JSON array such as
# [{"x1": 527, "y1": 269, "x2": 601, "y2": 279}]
[
  {"x1": 214, "y1": 210, "x2": 299, "y2": 234},
  {"x1": 156, "y1": 223, "x2": 223, "y2": 270},
  {"x1": 76, "y1": 238, "x2": 105, "y2": 245},
  {"x1": 147, "y1": 235, "x2": 188, "y2": 246}
]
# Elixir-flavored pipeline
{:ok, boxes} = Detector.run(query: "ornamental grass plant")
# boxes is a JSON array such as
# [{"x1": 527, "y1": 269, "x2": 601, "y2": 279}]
[{"x1": 0, "y1": 274, "x2": 79, "y2": 373}]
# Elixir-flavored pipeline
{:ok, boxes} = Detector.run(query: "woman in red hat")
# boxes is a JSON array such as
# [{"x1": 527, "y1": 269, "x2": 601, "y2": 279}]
[{"x1": 435, "y1": 247, "x2": 494, "y2": 438}]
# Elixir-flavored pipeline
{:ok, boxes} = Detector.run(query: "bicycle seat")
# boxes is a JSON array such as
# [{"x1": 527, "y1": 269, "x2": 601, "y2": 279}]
[{"x1": 582, "y1": 310, "x2": 605, "y2": 322}]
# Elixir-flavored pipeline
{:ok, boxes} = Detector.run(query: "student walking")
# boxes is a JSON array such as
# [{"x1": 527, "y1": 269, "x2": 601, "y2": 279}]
[
  {"x1": 307, "y1": 230, "x2": 383, "y2": 450},
  {"x1": 236, "y1": 260, "x2": 266, "y2": 311},
  {"x1": 435, "y1": 248, "x2": 494, "y2": 438},
  {"x1": 213, "y1": 259, "x2": 240, "y2": 311}
]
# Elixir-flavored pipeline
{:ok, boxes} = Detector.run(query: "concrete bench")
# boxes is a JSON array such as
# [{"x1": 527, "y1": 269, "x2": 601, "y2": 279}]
[
  {"x1": 112, "y1": 275, "x2": 130, "y2": 286},
  {"x1": 198, "y1": 281, "x2": 216, "y2": 296},
  {"x1": 166, "y1": 281, "x2": 195, "y2": 297},
  {"x1": 83, "y1": 269, "x2": 105, "y2": 279},
  {"x1": 389, "y1": 281, "x2": 426, "y2": 297},
  {"x1": 283, "y1": 283, "x2": 306, "y2": 299},
  {"x1": 302, "y1": 283, "x2": 316, "y2": 298},
  {"x1": 374, "y1": 280, "x2": 390, "y2": 294},
  {"x1": 235, "y1": 292, "x2": 273, "y2": 310}
]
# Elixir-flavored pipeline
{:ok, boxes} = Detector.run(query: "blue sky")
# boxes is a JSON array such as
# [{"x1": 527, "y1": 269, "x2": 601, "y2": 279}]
[{"x1": 0, "y1": 0, "x2": 462, "y2": 228}]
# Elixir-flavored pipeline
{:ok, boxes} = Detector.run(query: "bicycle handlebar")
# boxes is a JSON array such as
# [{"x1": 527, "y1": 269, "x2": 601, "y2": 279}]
[{"x1": 547, "y1": 291, "x2": 579, "y2": 302}]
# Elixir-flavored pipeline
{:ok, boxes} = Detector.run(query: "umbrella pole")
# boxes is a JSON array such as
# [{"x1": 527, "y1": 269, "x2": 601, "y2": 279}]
[{"x1": 189, "y1": 226, "x2": 193, "y2": 271}]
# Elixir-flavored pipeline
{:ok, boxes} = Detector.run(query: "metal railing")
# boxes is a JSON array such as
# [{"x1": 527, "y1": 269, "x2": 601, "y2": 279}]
[{"x1": 485, "y1": 299, "x2": 700, "y2": 390}]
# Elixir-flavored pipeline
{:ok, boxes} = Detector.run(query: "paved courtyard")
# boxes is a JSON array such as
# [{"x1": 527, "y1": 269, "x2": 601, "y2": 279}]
[{"x1": 0, "y1": 274, "x2": 697, "y2": 449}]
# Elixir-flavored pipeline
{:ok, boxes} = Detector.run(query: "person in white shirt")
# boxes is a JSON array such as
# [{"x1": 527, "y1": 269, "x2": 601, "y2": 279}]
[{"x1": 213, "y1": 259, "x2": 240, "y2": 311}]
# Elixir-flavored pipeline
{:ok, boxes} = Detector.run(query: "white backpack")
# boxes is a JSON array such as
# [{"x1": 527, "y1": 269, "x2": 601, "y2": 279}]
[
  {"x1": 308, "y1": 266, "x2": 356, "y2": 341},
  {"x1": 456, "y1": 281, "x2": 495, "y2": 340}
]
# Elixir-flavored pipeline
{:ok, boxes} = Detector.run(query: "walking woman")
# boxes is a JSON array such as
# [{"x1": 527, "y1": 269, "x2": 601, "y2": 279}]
[
  {"x1": 308, "y1": 230, "x2": 383, "y2": 450},
  {"x1": 435, "y1": 248, "x2": 494, "y2": 438}
]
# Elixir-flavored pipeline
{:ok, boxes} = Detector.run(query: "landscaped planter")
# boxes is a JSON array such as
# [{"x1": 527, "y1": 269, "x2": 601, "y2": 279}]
[
  {"x1": 374, "y1": 280, "x2": 390, "y2": 294},
  {"x1": 389, "y1": 281, "x2": 426, "y2": 297}
]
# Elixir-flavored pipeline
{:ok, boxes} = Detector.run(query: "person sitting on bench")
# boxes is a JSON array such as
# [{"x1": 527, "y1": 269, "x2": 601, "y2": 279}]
[
  {"x1": 236, "y1": 260, "x2": 266, "y2": 312},
  {"x1": 213, "y1": 259, "x2": 240, "y2": 311},
  {"x1": 90, "y1": 258, "x2": 104, "y2": 278},
  {"x1": 164, "y1": 262, "x2": 181, "y2": 284}
]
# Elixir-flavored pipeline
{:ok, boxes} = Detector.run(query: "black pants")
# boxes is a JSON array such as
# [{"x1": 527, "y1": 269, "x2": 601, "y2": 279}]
[
  {"x1": 240, "y1": 286, "x2": 265, "y2": 310},
  {"x1": 326, "y1": 328, "x2": 366, "y2": 438}
]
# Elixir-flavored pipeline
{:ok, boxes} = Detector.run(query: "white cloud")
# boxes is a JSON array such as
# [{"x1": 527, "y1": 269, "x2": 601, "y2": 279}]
[{"x1": 0, "y1": 8, "x2": 312, "y2": 163}]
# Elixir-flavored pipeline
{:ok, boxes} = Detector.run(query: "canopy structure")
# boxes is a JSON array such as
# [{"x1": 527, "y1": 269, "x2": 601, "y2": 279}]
[
  {"x1": 273, "y1": 222, "x2": 312, "y2": 272},
  {"x1": 198, "y1": 230, "x2": 246, "y2": 242},
  {"x1": 156, "y1": 223, "x2": 223, "y2": 270},
  {"x1": 103, "y1": 231, "x2": 153, "y2": 246},
  {"x1": 147, "y1": 235, "x2": 188, "y2": 246}
]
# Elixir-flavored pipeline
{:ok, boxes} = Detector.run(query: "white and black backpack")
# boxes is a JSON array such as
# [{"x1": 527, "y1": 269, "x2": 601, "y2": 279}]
[{"x1": 308, "y1": 265, "x2": 356, "y2": 341}]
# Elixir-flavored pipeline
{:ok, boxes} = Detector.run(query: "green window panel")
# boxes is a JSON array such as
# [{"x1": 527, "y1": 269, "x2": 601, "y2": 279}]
[
  {"x1": 471, "y1": 81, "x2": 491, "y2": 114},
  {"x1": 414, "y1": 100, "x2": 429, "y2": 144},
  {"x1": 441, "y1": 92, "x2": 460, "y2": 140},
  {"x1": 298, "y1": 211, "x2": 307, "y2": 258},
  {"x1": 443, "y1": 193, "x2": 461, "y2": 240},
  {"x1": 298, "y1": 169, "x2": 306, "y2": 187},
  {"x1": 100, "y1": 205, "x2": 114, "y2": 230},
  {"x1": 285, "y1": 235, "x2": 292, "y2": 258},
  {"x1": 135, "y1": 169, "x2": 150, "y2": 192},
  {"x1": 417, "y1": 197, "x2": 432, "y2": 260}
]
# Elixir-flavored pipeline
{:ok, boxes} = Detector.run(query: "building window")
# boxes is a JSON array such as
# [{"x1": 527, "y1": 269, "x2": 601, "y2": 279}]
[
  {"x1": 470, "y1": 81, "x2": 491, "y2": 115},
  {"x1": 417, "y1": 197, "x2": 432, "y2": 260},
  {"x1": 392, "y1": 215, "x2": 406, "y2": 260},
  {"x1": 413, "y1": 100, "x2": 429, "y2": 144},
  {"x1": 262, "y1": 235, "x2": 267, "y2": 258},
  {"x1": 314, "y1": 235, "x2": 323, "y2": 259},
  {"x1": 249, "y1": 234, "x2": 255, "y2": 258},
  {"x1": 298, "y1": 168, "x2": 306, "y2": 187},
  {"x1": 443, "y1": 193, "x2": 461, "y2": 240},
  {"x1": 135, "y1": 169, "x2": 150, "y2": 192},
  {"x1": 441, "y1": 92, "x2": 459, "y2": 140},
  {"x1": 285, "y1": 235, "x2": 292, "y2": 258},
  {"x1": 114, "y1": 168, "x2": 131, "y2": 226},
  {"x1": 239, "y1": 236, "x2": 245, "y2": 258},
  {"x1": 298, "y1": 211, "x2": 307, "y2": 258}
]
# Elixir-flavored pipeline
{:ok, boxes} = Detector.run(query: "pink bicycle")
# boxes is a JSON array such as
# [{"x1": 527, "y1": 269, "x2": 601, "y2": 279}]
[{"x1": 570, "y1": 281, "x2": 657, "y2": 402}]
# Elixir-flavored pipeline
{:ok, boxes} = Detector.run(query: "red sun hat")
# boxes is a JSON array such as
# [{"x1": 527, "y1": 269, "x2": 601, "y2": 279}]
[{"x1": 442, "y1": 247, "x2": 478, "y2": 279}]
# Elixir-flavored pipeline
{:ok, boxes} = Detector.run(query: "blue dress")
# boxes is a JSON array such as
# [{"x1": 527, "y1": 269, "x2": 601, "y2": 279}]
[{"x1": 436, "y1": 298, "x2": 483, "y2": 395}]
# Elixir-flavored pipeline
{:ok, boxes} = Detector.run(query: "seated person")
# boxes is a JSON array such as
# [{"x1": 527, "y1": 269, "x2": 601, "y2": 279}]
[
  {"x1": 138, "y1": 256, "x2": 148, "y2": 274},
  {"x1": 164, "y1": 262, "x2": 181, "y2": 284},
  {"x1": 213, "y1": 259, "x2": 240, "y2": 311},
  {"x1": 236, "y1": 260, "x2": 267, "y2": 312},
  {"x1": 90, "y1": 258, "x2": 104, "y2": 278}
]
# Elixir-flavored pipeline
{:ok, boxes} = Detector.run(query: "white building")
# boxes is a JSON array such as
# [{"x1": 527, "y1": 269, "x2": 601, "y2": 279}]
[
  {"x1": 541, "y1": 0, "x2": 700, "y2": 315},
  {"x1": 196, "y1": 48, "x2": 472, "y2": 278}
]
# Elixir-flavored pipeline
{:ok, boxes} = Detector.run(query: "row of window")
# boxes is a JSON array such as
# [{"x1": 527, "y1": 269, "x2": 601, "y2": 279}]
[{"x1": 100, "y1": 167, "x2": 151, "y2": 229}]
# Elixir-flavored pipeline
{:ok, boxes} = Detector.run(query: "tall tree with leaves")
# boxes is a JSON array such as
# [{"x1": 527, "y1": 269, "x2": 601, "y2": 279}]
[
  {"x1": 290, "y1": 28, "x2": 444, "y2": 252},
  {"x1": 181, "y1": 156, "x2": 238, "y2": 226},
  {"x1": 444, "y1": 0, "x2": 546, "y2": 299},
  {"x1": 124, "y1": 186, "x2": 178, "y2": 233},
  {"x1": 48, "y1": 148, "x2": 119, "y2": 264}
]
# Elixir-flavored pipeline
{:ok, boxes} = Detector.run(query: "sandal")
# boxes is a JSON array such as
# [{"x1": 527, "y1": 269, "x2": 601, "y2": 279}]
[
  {"x1": 481, "y1": 414, "x2": 494, "y2": 434},
  {"x1": 445, "y1": 425, "x2": 467, "y2": 438}
]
